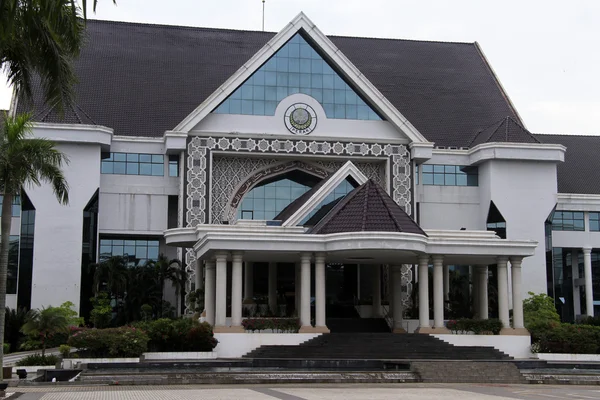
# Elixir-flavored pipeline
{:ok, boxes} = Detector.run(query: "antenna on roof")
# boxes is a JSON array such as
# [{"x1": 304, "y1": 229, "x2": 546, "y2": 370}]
[{"x1": 262, "y1": 0, "x2": 266, "y2": 31}]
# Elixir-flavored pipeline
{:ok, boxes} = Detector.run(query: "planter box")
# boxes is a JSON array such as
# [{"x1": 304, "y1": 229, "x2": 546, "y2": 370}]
[
  {"x1": 537, "y1": 353, "x2": 600, "y2": 362},
  {"x1": 214, "y1": 332, "x2": 321, "y2": 358},
  {"x1": 13, "y1": 365, "x2": 56, "y2": 374},
  {"x1": 142, "y1": 351, "x2": 217, "y2": 361}
]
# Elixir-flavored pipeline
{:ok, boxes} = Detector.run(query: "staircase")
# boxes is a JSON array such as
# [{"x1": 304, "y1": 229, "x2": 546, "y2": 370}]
[
  {"x1": 243, "y1": 333, "x2": 513, "y2": 360},
  {"x1": 412, "y1": 361, "x2": 525, "y2": 383},
  {"x1": 326, "y1": 318, "x2": 390, "y2": 333}
]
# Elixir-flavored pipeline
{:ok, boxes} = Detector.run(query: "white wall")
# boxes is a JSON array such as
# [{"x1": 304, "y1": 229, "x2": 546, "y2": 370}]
[
  {"x1": 480, "y1": 160, "x2": 558, "y2": 296},
  {"x1": 214, "y1": 333, "x2": 321, "y2": 358},
  {"x1": 433, "y1": 334, "x2": 533, "y2": 359},
  {"x1": 552, "y1": 230, "x2": 600, "y2": 249},
  {"x1": 26, "y1": 143, "x2": 102, "y2": 310},
  {"x1": 418, "y1": 186, "x2": 481, "y2": 230}
]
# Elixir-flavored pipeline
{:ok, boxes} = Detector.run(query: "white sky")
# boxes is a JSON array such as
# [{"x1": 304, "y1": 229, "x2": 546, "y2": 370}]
[{"x1": 1, "y1": 0, "x2": 599, "y2": 135}]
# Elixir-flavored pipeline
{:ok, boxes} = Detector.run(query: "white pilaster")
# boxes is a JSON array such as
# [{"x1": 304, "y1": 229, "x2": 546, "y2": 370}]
[
  {"x1": 268, "y1": 262, "x2": 277, "y2": 314},
  {"x1": 417, "y1": 255, "x2": 430, "y2": 330},
  {"x1": 214, "y1": 252, "x2": 228, "y2": 329},
  {"x1": 299, "y1": 253, "x2": 312, "y2": 332},
  {"x1": 443, "y1": 264, "x2": 450, "y2": 305},
  {"x1": 432, "y1": 255, "x2": 445, "y2": 329},
  {"x1": 510, "y1": 256, "x2": 525, "y2": 331},
  {"x1": 478, "y1": 266, "x2": 489, "y2": 320},
  {"x1": 497, "y1": 257, "x2": 510, "y2": 330},
  {"x1": 244, "y1": 262, "x2": 254, "y2": 304},
  {"x1": 314, "y1": 253, "x2": 328, "y2": 332},
  {"x1": 204, "y1": 260, "x2": 216, "y2": 325},
  {"x1": 584, "y1": 247, "x2": 594, "y2": 317},
  {"x1": 230, "y1": 252, "x2": 243, "y2": 330},
  {"x1": 372, "y1": 265, "x2": 382, "y2": 318},
  {"x1": 392, "y1": 265, "x2": 405, "y2": 333}
]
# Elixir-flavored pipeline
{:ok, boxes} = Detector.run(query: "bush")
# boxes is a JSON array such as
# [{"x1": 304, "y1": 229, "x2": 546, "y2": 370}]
[
  {"x1": 446, "y1": 318, "x2": 503, "y2": 335},
  {"x1": 523, "y1": 292, "x2": 560, "y2": 328},
  {"x1": 530, "y1": 321, "x2": 600, "y2": 354},
  {"x1": 3, "y1": 343, "x2": 9, "y2": 354},
  {"x1": 242, "y1": 318, "x2": 300, "y2": 333},
  {"x1": 59, "y1": 344, "x2": 71, "y2": 358},
  {"x1": 133, "y1": 318, "x2": 218, "y2": 352},
  {"x1": 16, "y1": 354, "x2": 59, "y2": 366},
  {"x1": 68, "y1": 327, "x2": 149, "y2": 358},
  {"x1": 90, "y1": 293, "x2": 113, "y2": 328},
  {"x1": 578, "y1": 316, "x2": 600, "y2": 326}
]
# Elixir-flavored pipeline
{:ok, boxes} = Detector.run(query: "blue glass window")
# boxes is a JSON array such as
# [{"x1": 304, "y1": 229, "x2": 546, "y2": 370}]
[
  {"x1": 237, "y1": 178, "x2": 312, "y2": 221},
  {"x1": 552, "y1": 211, "x2": 585, "y2": 231},
  {"x1": 421, "y1": 165, "x2": 478, "y2": 187},
  {"x1": 590, "y1": 212, "x2": 600, "y2": 232},
  {"x1": 300, "y1": 179, "x2": 356, "y2": 225},
  {"x1": 214, "y1": 33, "x2": 382, "y2": 120},
  {"x1": 168, "y1": 155, "x2": 179, "y2": 177},
  {"x1": 0, "y1": 195, "x2": 21, "y2": 217},
  {"x1": 99, "y1": 237, "x2": 160, "y2": 267},
  {"x1": 101, "y1": 153, "x2": 164, "y2": 176}
]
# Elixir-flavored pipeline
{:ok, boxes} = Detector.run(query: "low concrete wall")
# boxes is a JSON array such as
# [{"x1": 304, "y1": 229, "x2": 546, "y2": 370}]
[
  {"x1": 537, "y1": 353, "x2": 600, "y2": 362},
  {"x1": 12, "y1": 365, "x2": 56, "y2": 374},
  {"x1": 433, "y1": 334, "x2": 533, "y2": 359},
  {"x1": 63, "y1": 357, "x2": 140, "y2": 368},
  {"x1": 143, "y1": 352, "x2": 217, "y2": 360},
  {"x1": 214, "y1": 333, "x2": 321, "y2": 358}
]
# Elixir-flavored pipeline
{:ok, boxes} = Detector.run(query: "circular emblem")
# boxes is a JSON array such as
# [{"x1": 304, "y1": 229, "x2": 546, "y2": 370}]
[{"x1": 284, "y1": 103, "x2": 317, "y2": 135}]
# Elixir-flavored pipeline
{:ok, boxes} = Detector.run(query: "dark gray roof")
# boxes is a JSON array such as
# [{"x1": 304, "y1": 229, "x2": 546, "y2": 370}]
[
  {"x1": 535, "y1": 134, "x2": 600, "y2": 195},
  {"x1": 274, "y1": 174, "x2": 337, "y2": 222},
  {"x1": 469, "y1": 116, "x2": 540, "y2": 147},
  {"x1": 17, "y1": 19, "x2": 520, "y2": 146},
  {"x1": 308, "y1": 180, "x2": 426, "y2": 235},
  {"x1": 34, "y1": 103, "x2": 97, "y2": 125}
]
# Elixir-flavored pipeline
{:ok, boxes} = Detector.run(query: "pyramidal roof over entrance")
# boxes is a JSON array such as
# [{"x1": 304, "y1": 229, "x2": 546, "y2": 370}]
[{"x1": 308, "y1": 180, "x2": 426, "y2": 236}]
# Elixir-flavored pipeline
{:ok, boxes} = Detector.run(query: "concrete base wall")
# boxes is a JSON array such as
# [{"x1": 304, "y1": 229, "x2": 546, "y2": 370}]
[
  {"x1": 214, "y1": 333, "x2": 321, "y2": 358},
  {"x1": 433, "y1": 334, "x2": 533, "y2": 359},
  {"x1": 537, "y1": 353, "x2": 600, "y2": 362}
]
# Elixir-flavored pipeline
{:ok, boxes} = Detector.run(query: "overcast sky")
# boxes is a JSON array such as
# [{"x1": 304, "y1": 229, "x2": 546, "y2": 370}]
[{"x1": 1, "y1": 0, "x2": 598, "y2": 135}]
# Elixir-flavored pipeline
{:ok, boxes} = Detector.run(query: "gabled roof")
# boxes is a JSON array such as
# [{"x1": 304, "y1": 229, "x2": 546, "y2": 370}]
[
  {"x1": 33, "y1": 103, "x2": 97, "y2": 125},
  {"x1": 308, "y1": 180, "x2": 426, "y2": 235},
  {"x1": 16, "y1": 18, "x2": 520, "y2": 147},
  {"x1": 535, "y1": 133, "x2": 600, "y2": 195},
  {"x1": 280, "y1": 161, "x2": 368, "y2": 227},
  {"x1": 469, "y1": 116, "x2": 540, "y2": 147}
]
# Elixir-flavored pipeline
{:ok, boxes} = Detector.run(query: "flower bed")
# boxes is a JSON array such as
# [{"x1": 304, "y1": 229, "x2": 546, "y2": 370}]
[
  {"x1": 68, "y1": 326, "x2": 149, "y2": 357},
  {"x1": 241, "y1": 318, "x2": 300, "y2": 333},
  {"x1": 446, "y1": 318, "x2": 503, "y2": 335}
]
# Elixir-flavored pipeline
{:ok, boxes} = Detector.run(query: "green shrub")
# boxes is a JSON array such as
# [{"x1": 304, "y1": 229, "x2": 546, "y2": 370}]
[
  {"x1": 578, "y1": 316, "x2": 600, "y2": 326},
  {"x1": 16, "y1": 354, "x2": 59, "y2": 366},
  {"x1": 242, "y1": 318, "x2": 300, "y2": 333},
  {"x1": 446, "y1": 318, "x2": 503, "y2": 335},
  {"x1": 59, "y1": 344, "x2": 71, "y2": 358},
  {"x1": 67, "y1": 327, "x2": 149, "y2": 357},
  {"x1": 530, "y1": 322, "x2": 600, "y2": 354},
  {"x1": 523, "y1": 292, "x2": 560, "y2": 328},
  {"x1": 133, "y1": 318, "x2": 218, "y2": 352},
  {"x1": 3, "y1": 343, "x2": 10, "y2": 354},
  {"x1": 90, "y1": 293, "x2": 113, "y2": 328}
]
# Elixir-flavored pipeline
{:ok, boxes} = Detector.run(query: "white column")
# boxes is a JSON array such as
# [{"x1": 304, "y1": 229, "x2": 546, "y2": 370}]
[
  {"x1": 472, "y1": 267, "x2": 480, "y2": 319},
  {"x1": 510, "y1": 256, "x2": 525, "y2": 330},
  {"x1": 418, "y1": 255, "x2": 430, "y2": 330},
  {"x1": 479, "y1": 266, "x2": 489, "y2": 320},
  {"x1": 572, "y1": 250, "x2": 581, "y2": 317},
  {"x1": 231, "y1": 252, "x2": 243, "y2": 329},
  {"x1": 443, "y1": 264, "x2": 450, "y2": 305},
  {"x1": 315, "y1": 253, "x2": 328, "y2": 331},
  {"x1": 244, "y1": 262, "x2": 254, "y2": 303},
  {"x1": 268, "y1": 262, "x2": 277, "y2": 314},
  {"x1": 214, "y1": 252, "x2": 228, "y2": 328},
  {"x1": 497, "y1": 257, "x2": 510, "y2": 329},
  {"x1": 372, "y1": 265, "x2": 382, "y2": 317},
  {"x1": 204, "y1": 260, "x2": 216, "y2": 325},
  {"x1": 300, "y1": 253, "x2": 312, "y2": 330},
  {"x1": 432, "y1": 255, "x2": 445, "y2": 329},
  {"x1": 392, "y1": 265, "x2": 404, "y2": 332},
  {"x1": 584, "y1": 247, "x2": 594, "y2": 317}
]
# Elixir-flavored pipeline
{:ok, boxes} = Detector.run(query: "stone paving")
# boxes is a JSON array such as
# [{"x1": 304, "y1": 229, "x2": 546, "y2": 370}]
[{"x1": 9, "y1": 384, "x2": 600, "y2": 400}]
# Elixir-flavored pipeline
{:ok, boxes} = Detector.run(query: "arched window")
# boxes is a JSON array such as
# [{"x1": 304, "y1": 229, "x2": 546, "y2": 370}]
[{"x1": 237, "y1": 171, "x2": 321, "y2": 221}]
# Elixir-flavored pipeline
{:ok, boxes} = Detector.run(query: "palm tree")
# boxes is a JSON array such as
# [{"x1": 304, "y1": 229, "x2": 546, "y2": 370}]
[
  {"x1": 21, "y1": 306, "x2": 69, "y2": 356},
  {"x1": 147, "y1": 255, "x2": 183, "y2": 316},
  {"x1": 0, "y1": 112, "x2": 69, "y2": 377},
  {"x1": 92, "y1": 255, "x2": 128, "y2": 304}
]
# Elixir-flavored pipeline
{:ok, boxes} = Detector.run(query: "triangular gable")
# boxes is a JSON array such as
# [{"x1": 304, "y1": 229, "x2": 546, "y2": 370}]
[
  {"x1": 213, "y1": 32, "x2": 382, "y2": 121},
  {"x1": 282, "y1": 161, "x2": 368, "y2": 226},
  {"x1": 173, "y1": 13, "x2": 429, "y2": 144}
]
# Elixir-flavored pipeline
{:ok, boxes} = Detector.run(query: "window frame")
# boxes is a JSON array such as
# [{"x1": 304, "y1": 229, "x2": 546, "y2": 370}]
[{"x1": 101, "y1": 152, "x2": 165, "y2": 176}]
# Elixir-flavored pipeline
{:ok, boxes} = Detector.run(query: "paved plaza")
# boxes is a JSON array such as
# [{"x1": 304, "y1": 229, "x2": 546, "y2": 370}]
[{"x1": 9, "y1": 384, "x2": 600, "y2": 400}]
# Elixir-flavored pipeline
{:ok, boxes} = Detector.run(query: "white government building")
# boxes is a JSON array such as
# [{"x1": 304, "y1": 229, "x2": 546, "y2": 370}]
[{"x1": 4, "y1": 14, "x2": 599, "y2": 338}]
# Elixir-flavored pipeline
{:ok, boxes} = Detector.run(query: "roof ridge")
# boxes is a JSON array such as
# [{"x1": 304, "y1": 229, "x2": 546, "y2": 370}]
[
  {"x1": 74, "y1": 104, "x2": 97, "y2": 125},
  {"x1": 372, "y1": 182, "x2": 406, "y2": 232},
  {"x1": 308, "y1": 182, "x2": 365, "y2": 234},
  {"x1": 361, "y1": 183, "x2": 370, "y2": 231},
  {"x1": 468, "y1": 118, "x2": 505, "y2": 147}
]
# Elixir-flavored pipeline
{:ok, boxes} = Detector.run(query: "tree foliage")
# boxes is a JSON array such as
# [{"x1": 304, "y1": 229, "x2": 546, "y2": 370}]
[
  {"x1": 21, "y1": 306, "x2": 70, "y2": 356},
  {"x1": 523, "y1": 291, "x2": 561, "y2": 328}
]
